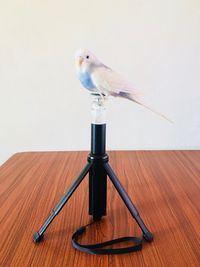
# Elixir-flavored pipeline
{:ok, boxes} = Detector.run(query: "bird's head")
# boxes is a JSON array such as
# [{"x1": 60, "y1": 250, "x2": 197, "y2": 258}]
[{"x1": 75, "y1": 49, "x2": 100, "y2": 71}]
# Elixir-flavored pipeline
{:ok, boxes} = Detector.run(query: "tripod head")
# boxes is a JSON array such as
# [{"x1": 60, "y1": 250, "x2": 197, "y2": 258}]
[{"x1": 91, "y1": 93, "x2": 106, "y2": 125}]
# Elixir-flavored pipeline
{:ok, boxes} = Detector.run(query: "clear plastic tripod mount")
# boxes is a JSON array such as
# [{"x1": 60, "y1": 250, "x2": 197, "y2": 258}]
[{"x1": 91, "y1": 94, "x2": 106, "y2": 125}]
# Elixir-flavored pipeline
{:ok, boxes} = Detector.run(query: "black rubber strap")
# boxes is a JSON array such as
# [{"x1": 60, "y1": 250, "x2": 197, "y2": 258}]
[{"x1": 72, "y1": 222, "x2": 143, "y2": 255}]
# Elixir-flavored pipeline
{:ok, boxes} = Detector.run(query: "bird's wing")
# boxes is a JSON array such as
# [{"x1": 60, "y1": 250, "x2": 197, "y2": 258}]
[
  {"x1": 91, "y1": 66, "x2": 173, "y2": 123},
  {"x1": 91, "y1": 66, "x2": 140, "y2": 99}
]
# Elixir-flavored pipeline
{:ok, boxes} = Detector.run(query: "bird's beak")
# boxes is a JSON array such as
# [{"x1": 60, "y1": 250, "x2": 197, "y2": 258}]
[{"x1": 79, "y1": 57, "x2": 84, "y2": 66}]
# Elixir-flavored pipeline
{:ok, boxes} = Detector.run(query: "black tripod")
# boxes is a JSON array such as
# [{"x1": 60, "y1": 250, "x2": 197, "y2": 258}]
[{"x1": 33, "y1": 123, "x2": 153, "y2": 243}]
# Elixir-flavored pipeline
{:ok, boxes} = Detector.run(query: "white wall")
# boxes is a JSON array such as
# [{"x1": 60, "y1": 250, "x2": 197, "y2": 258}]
[{"x1": 0, "y1": 0, "x2": 200, "y2": 165}]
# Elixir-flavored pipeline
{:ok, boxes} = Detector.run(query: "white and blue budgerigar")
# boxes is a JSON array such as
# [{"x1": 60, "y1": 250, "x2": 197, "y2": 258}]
[{"x1": 75, "y1": 49, "x2": 172, "y2": 122}]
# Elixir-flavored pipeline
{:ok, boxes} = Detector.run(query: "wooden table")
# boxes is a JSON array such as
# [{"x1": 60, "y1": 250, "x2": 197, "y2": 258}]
[{"x1": 0, "y1": 151, "x2": 199, "y2": 267}]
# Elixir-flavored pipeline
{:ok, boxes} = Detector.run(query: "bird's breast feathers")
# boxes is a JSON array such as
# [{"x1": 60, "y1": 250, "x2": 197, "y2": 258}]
[{"x1": 78, "y1": 71, "x2": 96, "y2": 91}]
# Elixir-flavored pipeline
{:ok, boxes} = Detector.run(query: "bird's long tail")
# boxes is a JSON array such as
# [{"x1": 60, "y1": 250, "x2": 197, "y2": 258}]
[{"x1": 120, "y1": 92, "x2": 173, "y2": 123}]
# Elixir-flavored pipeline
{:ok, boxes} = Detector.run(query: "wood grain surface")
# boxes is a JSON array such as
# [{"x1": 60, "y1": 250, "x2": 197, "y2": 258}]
[{"x1": 0, "y1": 151, "x2": 200, "y2": 267}]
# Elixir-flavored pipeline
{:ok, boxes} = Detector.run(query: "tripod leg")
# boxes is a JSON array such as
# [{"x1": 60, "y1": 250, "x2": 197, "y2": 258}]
[
  {"x1": 104, "y1": 163, "x2": 153, "y2": 242},
  {"x1": 33, "y1": 162, "x2": 92, "y2": 243}
]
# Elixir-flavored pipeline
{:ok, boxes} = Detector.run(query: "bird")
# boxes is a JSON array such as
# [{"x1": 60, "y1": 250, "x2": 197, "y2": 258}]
[{"x1": 75, "y1": 48, "x2": 172, "y2": 122}]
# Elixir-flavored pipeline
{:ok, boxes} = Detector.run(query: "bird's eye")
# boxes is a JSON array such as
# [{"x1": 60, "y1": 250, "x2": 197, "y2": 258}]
[{"x1": 86, "y1": 55, "x2": 89, "y2": 59}]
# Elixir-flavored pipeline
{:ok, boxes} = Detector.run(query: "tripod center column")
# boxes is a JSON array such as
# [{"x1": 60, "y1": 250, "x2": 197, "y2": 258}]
[
  {"x1": 89, "y1": 94, "x2": 107, "y2": 221},
  {"x1": 91, "y1": 94, "x2": 106, "y2": 156}
]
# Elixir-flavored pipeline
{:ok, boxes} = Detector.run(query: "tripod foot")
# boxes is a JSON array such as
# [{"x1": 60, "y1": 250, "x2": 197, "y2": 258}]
[
  {"x1": 33, "y1": 232, "x2": 44, "y2": 243},
  {"x1": 143, "y1": 231, "x2": 154, "y2": 242}
]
